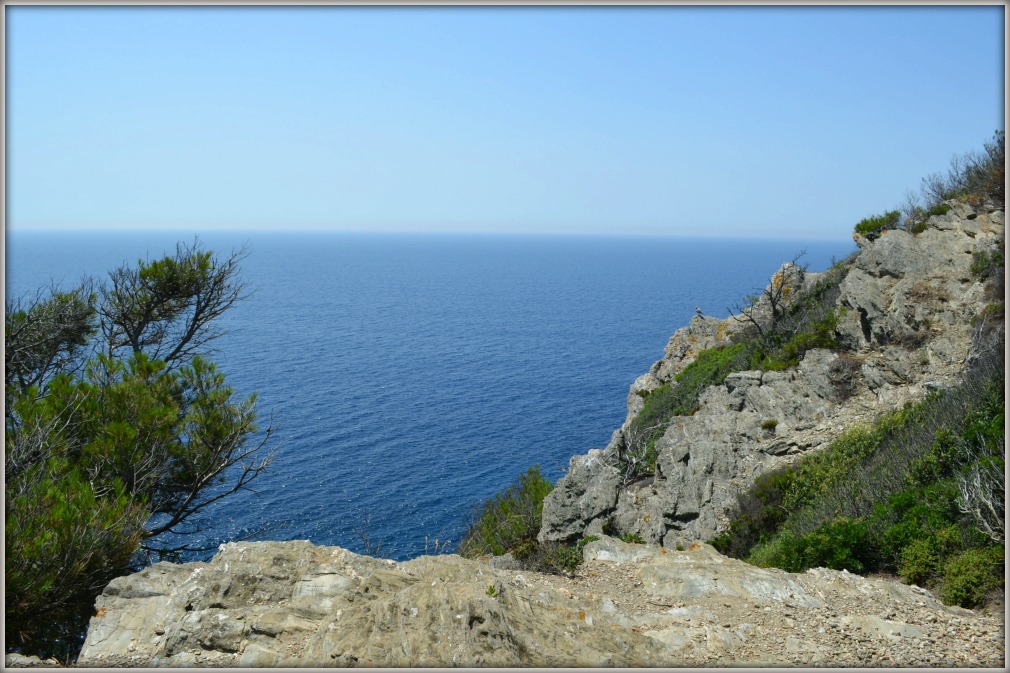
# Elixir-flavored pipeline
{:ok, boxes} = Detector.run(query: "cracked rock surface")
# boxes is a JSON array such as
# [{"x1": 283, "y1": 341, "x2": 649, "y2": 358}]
[{"x1": 77, "y1": 539, "x2": 1004, "y2": 667}]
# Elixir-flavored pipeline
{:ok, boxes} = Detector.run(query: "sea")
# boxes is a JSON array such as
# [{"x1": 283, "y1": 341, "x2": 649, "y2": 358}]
[{"x1": 5, "y1": 230, "x2": 852, "y2": 561}]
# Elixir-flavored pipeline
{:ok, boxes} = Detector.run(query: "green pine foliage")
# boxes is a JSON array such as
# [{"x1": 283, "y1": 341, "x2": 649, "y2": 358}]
[{"x1": 5, "y1": 241, "x2": 269, "y2": 659}]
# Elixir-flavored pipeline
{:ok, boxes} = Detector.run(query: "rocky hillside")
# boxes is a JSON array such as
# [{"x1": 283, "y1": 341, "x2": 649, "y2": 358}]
[
  {"x1": 539, "y1": 199, "x2": 1004, "y2": 548},
  {"x1": 70, "y1": 199, "x2": 1004, "y2": 668},
  {"x1": 76, "y1": 538, "x2": 1003, "y2": 667}
]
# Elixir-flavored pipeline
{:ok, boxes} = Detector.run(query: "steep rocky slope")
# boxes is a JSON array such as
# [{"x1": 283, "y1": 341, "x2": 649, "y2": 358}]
[
  {"x1": 77, "y1": 539, "x2": 1003, "y2": 667},
  {"x1": 539, "y1": 199, "x2": 1004, "y2": 548}
]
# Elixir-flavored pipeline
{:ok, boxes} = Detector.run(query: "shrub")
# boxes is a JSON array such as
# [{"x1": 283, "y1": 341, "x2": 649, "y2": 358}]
[
  {"x1": 975, "y1": 302, "x2": 1004, "y2": 326},
  {"x1": 458, "y1": 465, "x2": 554, "y2": 558},
  {"x1": 760, "y1": 418, "x2": 779, "y2": 431},
  {"x1": 854, "y1": 210, "x2": 902, "y2": 237},
  {"x1": 711, "y1": 465, "x2": 794, "y2": 559},
  {"x1": 619, "y1": 532, "x2": 645, "y2": 544},
  {"x1": 899, "y1": 537, "x2": 941, "y2": 586},
  {"x1": 970, "y1": 249, "x2": 1005, "y2": 282},
  {"x1": 961, "y1": 130, "x2": 1005, "y2": 204},
  {"x1": 940, "y1": 546, "x2": 1005, "y2": 608},
  {"x1": 513, "y1": 535, "x2": 599, "y2": 575},
  {"x1": 749, "y1": 518, "x2": 874, "y2": 574},
  {"x1": 781, "y1": 421, "x2": 888, "y2": 516},
  {"x1": 926, "y1": 202, "x2": 952, "y2": 218},
  {"x1": 968, "y1": 238, "x2": 1005, "y2": 306},
  {"x1": 759, "y1": 310, "x2": 839, "y2": 371},
  {"x1": 920, "y1": 131, "x2": 1004, "y2": 208},
  {"x1": 748, "y1": 530, "x2": 807, "y2": 572}
]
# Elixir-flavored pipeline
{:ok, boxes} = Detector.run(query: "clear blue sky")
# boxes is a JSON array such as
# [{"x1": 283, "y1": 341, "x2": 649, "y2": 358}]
[{"x1": 5, "y1": 5, "x2": 1004, "y2": 239}]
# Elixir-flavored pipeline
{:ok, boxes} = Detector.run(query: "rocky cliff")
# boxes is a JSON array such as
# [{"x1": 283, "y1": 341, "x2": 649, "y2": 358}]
[
  {"x1": 538, "y1": 199, "x2": 1004, "y2": 548},
  {"x1": 74, "y1": 200, "x2": 1004, "y2": 667}
]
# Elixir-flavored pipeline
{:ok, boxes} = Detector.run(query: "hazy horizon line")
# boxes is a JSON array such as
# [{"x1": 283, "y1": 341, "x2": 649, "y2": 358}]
[{"x1": 4, "y1": 226, "x2": 854, "y2": 244}]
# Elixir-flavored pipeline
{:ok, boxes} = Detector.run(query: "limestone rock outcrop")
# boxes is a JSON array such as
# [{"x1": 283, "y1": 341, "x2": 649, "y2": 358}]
[
  {"x1": 77, "y1": 539, "x2": 1003, "y2": 667},
  {"x1": 539, "y1": 200, "x2": 1004, "y2": 547}
]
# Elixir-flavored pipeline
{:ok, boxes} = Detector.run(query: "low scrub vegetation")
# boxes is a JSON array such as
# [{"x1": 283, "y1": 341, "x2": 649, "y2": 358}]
[
  {"x1": 854, "y1": 210, "x2": 902, "y2": 238},
  {"x1": 711, "y1": 329, "x2": 1004, "y2": 609},
  {"x1": 713, "y1": 215, "x2": 1005, "y2": 603},
  {"x1": 457, "y1": 466, "x2": 595, "y2": 575},
  {"x1": 868, "y1": 131, "x2": 1005, "y2": 237},
  {"x1": 458, "y1": 465, "x2": 553, "y2": 558}
]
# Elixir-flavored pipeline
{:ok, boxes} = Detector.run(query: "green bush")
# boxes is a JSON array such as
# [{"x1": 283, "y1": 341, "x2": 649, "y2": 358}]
[
  {"x1": 710, "y1": 465, "x2": 794, "y2": 559},
  {"x1": 894, "y1": 525, "x2": 963, "y2": 584},
  {"x1": 760, "y1": 418, "x2": 779, "y2": 431},
  {"x1": 925, "y1": 202, "x2": 952, "y2": 218},
  {"x1": 759, "y1": 310, "x2": 839, "y2": 371},
  {"x1": 899, "y1": 537, "x2": 942, "y2": 586},
  {"x1": 619, "y1": 532, "x2": 645, "y2": 544},
  {"x1": 749, "y1": 518, "x2": 873, "y2": 573},
  {"x1": 940, "y1": 546, "x2": 1005, "y2": 608},
  {"x1": 458, "y1": 465, "x2": 554, "y2": 559},
  {"x1": 512, "y1": 535, "x2": 599, "y2": 575},
  {"x1": 970, "y1": 249, "x2": 1005, "y2": 281},
  {"x1": 747, "y1": 530, "x2": 807, "y2": 572},
  {"x1": 854, "y1": 210, "x2": 901, "y2": 237},
  {"x1": 780, "y1": 421, "x2": 888, "y2": 515}
]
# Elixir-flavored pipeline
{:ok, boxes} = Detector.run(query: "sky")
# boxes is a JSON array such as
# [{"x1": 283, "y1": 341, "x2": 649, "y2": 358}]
[{"x1": 4, "y1": 4, "x2": 1005, "y2": 240}]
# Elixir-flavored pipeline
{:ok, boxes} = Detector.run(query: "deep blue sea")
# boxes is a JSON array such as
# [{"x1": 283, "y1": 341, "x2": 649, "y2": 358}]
[{"x1": 6, "y1": 230, "x2": 851, "y2": 560}]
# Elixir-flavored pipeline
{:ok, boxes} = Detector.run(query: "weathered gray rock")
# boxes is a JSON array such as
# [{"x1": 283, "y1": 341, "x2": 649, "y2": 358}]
[
  {"x1": 78, "y1": 539, "x2": 1004, "y2": 668},
  {"x1": 537, "y1": 450, "x2": 621, "y2": 543},
  {"x1": 3, "y1": 653, "x2": 60, "y2": 668},
  {"x1": 649, "y1": 314, "x2": 740, "y2": 384},
  {"x1": 540, "y1": 200, "x2": 1004, "y2": 547}
]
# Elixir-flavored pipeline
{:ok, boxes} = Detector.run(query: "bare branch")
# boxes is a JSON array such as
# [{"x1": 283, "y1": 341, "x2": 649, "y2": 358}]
[{"x1": 956, "y1": 437, "x2": 1005, "y2": 544}]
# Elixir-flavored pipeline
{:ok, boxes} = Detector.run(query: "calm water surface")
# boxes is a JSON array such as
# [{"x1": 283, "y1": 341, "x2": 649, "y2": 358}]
[{"x1": 6, "y1": 230, "x2": 851, "y2": 559}]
